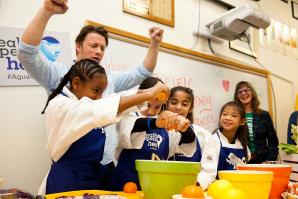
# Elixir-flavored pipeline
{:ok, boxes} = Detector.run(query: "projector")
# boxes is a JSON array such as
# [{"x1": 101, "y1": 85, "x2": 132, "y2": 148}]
[{"x1": 207, "y1": 5, "x2": 271, "y2": 41}]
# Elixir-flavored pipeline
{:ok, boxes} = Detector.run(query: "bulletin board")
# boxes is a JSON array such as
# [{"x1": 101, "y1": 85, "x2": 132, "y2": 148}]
[{"x1": 86, "y1": 20, "x2": 272, "y2": 132}]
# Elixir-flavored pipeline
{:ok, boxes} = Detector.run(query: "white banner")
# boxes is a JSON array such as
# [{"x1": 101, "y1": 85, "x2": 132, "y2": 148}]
[{"x1": 0, "y1": 26, "x2": 72, "y2": 86}]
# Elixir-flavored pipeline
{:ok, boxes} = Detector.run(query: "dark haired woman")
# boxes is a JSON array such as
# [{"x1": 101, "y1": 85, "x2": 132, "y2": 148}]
[{"x1": 234, "y1": 81, "x2": 279, "y2": 164}]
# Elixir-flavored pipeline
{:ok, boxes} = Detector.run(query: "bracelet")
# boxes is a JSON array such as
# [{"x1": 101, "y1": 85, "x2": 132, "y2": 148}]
[{"x1": 147, "y1": 117, "x2": 154, "y2": 131}]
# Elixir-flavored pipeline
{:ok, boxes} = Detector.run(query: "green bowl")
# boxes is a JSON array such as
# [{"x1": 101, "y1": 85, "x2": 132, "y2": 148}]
[{"x1": 135, "y1": 160, "x2": 201, "y2": 199}]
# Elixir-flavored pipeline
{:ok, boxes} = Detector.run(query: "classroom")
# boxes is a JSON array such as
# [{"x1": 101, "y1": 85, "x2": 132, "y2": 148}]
[{"x1": 0, "y1": 0, "x2": 298, "y2": 198}]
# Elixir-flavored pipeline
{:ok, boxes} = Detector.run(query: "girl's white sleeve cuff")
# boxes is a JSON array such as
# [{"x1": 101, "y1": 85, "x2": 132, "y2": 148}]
[{"x1": 197, "y1": 171, "x2": 214, "y2": 191}]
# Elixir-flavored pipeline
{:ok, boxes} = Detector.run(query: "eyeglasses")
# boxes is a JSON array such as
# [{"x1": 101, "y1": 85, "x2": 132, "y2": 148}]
[{"x1": 237, "y1": 88, "x2": 251, "y2": 95}]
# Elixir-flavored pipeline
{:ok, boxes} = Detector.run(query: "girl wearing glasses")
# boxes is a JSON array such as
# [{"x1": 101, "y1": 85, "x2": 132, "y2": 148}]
[{"x1": 234, "y1": 81, "x2": 279, "y2": 164}]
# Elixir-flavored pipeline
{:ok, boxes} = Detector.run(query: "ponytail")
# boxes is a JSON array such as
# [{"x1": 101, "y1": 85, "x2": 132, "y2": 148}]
[{"x1": 41, "y1": 69, "x2": 72, "y2": 114}]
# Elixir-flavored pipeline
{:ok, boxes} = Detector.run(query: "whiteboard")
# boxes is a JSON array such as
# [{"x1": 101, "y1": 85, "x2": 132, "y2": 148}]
[{"x1": 97, "y1": 24, "x2": 271, "y2": 132}]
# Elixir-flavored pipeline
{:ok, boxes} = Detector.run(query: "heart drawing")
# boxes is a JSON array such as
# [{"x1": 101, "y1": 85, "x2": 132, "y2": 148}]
[{"x1": 222, "y1": 80, "x2": 230, "y2": 92}]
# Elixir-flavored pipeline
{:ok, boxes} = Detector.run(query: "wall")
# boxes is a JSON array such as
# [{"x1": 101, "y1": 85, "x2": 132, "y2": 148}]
[{"x1": 0, "y1": 0, "x2": 297, "y2": 194}]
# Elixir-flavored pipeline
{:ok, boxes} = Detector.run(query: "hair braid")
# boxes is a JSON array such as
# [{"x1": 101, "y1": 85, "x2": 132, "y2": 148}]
[
  {"x1": 41, "y1": 59, "x2": 106, "y2": 114},
  {"x1": 41, "y1": 69, "x2": 72, "y2": 114}
]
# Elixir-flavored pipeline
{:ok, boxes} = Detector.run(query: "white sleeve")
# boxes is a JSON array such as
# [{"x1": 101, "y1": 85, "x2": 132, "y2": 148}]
[
  {"x1": 196, "y1": 134, "x2": 221, "y2": 191},
  {"x1": 114, "y1": 113, "x2": 147, "y2": 160},
  {"x1": 110, "y1": 88, "x2": 148, "y2": 114},
  {"x1": 192, "y1": 125, "x2": 211, "y2": 154},
  {"x1": 117, "y1": 113, "x2": 146, "y2": 149},
  {"x1": 45, "y1": 94, "x2": 120, "y2": 161}
]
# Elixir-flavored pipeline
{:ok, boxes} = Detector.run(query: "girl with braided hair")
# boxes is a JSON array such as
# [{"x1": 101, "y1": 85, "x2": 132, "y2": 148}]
[{"x1": 41, "y1": 59, "x2": 169, "y2": 194}]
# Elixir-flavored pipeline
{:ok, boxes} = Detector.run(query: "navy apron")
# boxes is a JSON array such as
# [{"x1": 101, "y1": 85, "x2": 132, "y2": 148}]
[
  {"x1": 173, "y1": 138, "x2": 202, "y2": 162},
  {"x1": 216, "y1": 132, "x2": 246, "y2": 172},
  {"x1": 172, "y1": 124, "x2": 202, "y2": 162},
  {"x1": 46, "y1": 92, "x2": 107, "y2": 194},
  {"x1": 111, "y1": 127, "x2": 169, "y2": 191}
]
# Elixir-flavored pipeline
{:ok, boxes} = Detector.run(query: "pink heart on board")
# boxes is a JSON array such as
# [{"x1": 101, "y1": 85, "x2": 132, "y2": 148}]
[{"x1": 222, "y1": 80, "x2": 230, "y2": 92}]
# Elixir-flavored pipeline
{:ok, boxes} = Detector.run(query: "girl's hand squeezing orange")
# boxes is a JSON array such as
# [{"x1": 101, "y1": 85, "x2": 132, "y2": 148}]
[{"x1": 156, "y1": 111, "x2": 190, "y2": 132}]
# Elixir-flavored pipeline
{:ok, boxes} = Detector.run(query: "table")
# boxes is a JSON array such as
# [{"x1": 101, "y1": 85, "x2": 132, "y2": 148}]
[{"x1": 45, "y1": 190, "x2": 144, "y2": 199}]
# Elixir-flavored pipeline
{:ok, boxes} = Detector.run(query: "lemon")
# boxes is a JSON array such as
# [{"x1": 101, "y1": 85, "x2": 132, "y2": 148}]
[{"x1": 207, "y1": 180, "x2": 233, "y2": 199}]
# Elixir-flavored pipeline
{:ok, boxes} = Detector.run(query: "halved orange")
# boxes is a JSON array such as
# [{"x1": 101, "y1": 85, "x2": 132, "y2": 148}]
[{"x1": 181, "y1": 185, "x2": 204, "y2": 198}]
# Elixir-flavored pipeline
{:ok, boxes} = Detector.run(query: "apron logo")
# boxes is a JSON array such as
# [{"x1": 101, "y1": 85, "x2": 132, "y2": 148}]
[{"x1": 145, "y1": 133, "x2": 163, "y2": 150}]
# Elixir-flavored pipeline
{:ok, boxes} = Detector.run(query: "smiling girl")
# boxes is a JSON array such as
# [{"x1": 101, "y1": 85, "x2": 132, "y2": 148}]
[
  {"x1": 196, "y1": 101, "x2": 250, "y2": 190},
  {"x1": 41, "y1": 59, "x2": 168, "y2": 194},
  {"x1": 111, "y1": 80, "x2": 197, "y2": 191},
  {"x1": 167, "y1": 86, "x2": 210, "y2": 162}
]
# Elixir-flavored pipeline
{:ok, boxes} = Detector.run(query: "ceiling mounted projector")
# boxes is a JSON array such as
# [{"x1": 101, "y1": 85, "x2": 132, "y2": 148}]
[{"x1": 207, "y1": 5, "x2": 271, "y2": 41}]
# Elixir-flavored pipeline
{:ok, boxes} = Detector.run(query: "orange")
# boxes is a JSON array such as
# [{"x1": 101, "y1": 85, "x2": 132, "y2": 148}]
[
  {"x1": 221, "y1": 188, "x2": 246, "y2": 199},
  {"x1": 156, "y1": 91, "x2": 168, "y2": 102},
  {"x1": 123, "y1": 182, "x2": 138, "y2": 193},
  {"x1": 181, "y1": 185, "x2": 204, "y2": 198},
  {"x1": 207, "y1": 180, "x2": 233, "y2": 199}
]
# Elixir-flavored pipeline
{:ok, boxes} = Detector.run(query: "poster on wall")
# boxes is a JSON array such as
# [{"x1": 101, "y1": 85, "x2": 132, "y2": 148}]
[
  {"x1": 258, "y1": 19, "x2": 298, "y2": 59},
  {"x1": 0, "y1": 26, "x2": 72, "y2": 86}
]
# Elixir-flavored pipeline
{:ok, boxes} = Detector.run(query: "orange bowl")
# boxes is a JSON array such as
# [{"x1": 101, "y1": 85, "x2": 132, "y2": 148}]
[{"x1": 237, "y1": 164, "x2": 292, "y2": 199}]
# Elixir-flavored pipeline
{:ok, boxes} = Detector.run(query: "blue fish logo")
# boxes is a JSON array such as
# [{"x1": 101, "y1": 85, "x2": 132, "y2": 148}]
[{"x1": 40, "y1": 36, "x2": 61, "y2": 62}]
